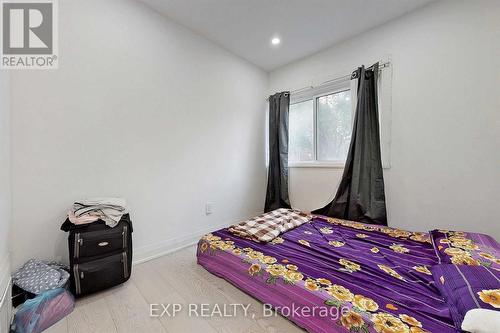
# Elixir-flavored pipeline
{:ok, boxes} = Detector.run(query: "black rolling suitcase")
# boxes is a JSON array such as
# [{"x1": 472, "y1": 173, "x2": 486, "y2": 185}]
[{"x1": 61, "y1": 214, "x2": 133, "y2": 297}]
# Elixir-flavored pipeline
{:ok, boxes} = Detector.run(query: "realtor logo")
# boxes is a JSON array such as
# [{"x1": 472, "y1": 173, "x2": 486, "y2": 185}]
[{"x1": 1, "y1": 0, "x2": 58, "y2": 69}]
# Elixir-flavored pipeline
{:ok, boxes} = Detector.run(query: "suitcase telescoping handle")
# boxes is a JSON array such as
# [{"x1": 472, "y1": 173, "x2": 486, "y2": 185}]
[
  {"x1": 74, "y1": 233, "x2": 81, "y2": 258},
  {"x1": 74, "y1": 264, "x2": 81, "y2": 295}
]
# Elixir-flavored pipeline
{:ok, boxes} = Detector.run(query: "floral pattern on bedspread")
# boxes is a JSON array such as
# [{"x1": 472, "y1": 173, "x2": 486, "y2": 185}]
[
  {"x1": 430, "y1": 229, "x2": 500, "y2": 269},
  {"x1": 197, "y1": 216, "x2": 460, "y2": 333}
]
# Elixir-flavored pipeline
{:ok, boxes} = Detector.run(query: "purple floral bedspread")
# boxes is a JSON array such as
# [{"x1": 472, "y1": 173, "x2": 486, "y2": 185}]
[{"x1": 197, "y1": 216, "x2": 459, "y2": 333}]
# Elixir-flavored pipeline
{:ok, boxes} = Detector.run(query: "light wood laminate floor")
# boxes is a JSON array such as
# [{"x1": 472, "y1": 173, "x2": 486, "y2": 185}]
[{"x1": 46, "y1": 246, "x2": 304, "y2": 333}]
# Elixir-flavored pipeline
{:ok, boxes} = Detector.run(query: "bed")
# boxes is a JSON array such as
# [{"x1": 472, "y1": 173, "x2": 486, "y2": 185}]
[{"x1": 197, "y1": 216, "x2": 499, "y2": 333}]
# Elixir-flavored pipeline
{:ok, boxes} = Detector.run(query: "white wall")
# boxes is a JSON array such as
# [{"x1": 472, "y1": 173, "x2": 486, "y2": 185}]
[
  {"x1": 10, "y1": 0, "x2": 268, "y2": 268},
  {"x1": 0, "y1": 71, "x2": 10, "y2": 260},
  {"x1": 270, "y1": 0, "x2": 500, "y2": 239},
  {"x1": 0, "y1": 71, "x2": 11, "y2": 333},
  {"x1": 0, "y1": 71, "x2": 11, "y2": 305}
]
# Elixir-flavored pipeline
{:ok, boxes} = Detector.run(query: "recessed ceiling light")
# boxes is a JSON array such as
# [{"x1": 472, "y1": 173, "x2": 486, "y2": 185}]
[{"x1": 271, "y1": 37, "x2": 281, "y2": 46}]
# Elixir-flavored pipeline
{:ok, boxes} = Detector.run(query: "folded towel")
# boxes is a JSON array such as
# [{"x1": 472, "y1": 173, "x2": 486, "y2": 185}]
[
  {"x1": 74, "y1": 197, "x2": 126, "y2": 209},
  {"x1": 68, "y1": 210, "x2": 99, "y2": 225},
  {"x1": 228, "y1": 208, "x2": 311, "y2": 243}
]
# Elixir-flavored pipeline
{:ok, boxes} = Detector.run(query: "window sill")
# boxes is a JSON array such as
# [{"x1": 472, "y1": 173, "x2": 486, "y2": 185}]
[
  {"x1": 288, "y1": 161, "x2": 391, "y2": 169},
  {"x1": 288, "y1": 161, "x2": 345, "y2": 169}
]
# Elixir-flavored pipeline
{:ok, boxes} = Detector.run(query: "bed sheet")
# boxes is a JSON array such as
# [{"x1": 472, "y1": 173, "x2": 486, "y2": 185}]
[{"x1": 197, "y1": 216, "x2": 458, "y2": 333}]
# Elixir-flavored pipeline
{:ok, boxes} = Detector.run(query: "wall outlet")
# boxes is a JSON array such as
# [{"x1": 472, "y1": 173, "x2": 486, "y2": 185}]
[{"x1": 205, "y1": 202, "x2": 213, "y2": 215}]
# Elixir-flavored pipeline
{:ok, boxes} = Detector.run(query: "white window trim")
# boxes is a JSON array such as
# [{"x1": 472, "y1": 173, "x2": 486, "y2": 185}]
[
  {"x1": 288, "y1": 161, "x2": 346, "y2": 168},
  {"x1": 289, "y1": 80, "x2": 352, "y2": 168},
  {"x1": 288, "y1": 62, "x2": 392, "y2": 169}
]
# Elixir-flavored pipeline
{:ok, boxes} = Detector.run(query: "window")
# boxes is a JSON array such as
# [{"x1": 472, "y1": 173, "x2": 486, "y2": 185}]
[
  {"x1": 287, "y1": 62, "x2": 392, "y2": 168},
  {"x1": 289, "y1": 100, "x2": 314, "y2": 162},
  {"x1": 289, "y1": 88, "x2": 352, "y2": 166}
]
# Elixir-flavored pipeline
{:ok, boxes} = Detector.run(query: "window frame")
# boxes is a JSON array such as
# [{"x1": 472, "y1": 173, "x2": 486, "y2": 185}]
[{"x1": 289, "y1": 83, "x2": 352, "y2": 168}]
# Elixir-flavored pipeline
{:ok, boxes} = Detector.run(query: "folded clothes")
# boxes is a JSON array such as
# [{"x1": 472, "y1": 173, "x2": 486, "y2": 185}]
[
  {"x1": 71, "y1": 197, "x2": 127, "y2": 228},
  {"x1": 68, "y1": 209, "x2": 99, "y2": 225},
  {"x1": 228, "y1": 208, "x2": 311, "y2": 243},
  {"x1": 12, "y1": 259, "x2": 70, "y2": 295}
]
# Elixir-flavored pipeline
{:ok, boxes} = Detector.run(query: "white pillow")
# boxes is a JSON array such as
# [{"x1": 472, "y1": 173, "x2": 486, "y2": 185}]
[{"x1": 461, "y1": 309, "x2": 500, "y2": 333}]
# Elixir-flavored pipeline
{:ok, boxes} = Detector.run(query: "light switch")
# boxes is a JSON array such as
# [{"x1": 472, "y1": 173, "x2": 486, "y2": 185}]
[{"x1": 206, "y1": 202, "x2": 213, "y2": 215}]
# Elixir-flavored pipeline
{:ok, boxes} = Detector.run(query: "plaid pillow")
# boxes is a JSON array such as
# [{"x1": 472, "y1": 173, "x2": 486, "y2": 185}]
[{"x1": 228, "y1": 208, "x2": 311, "y2": 243}]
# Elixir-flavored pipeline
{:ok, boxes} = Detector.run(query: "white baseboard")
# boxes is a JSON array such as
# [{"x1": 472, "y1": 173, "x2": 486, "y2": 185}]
[
  {"x1": 132, "y1": 221, "x2": 229, "y2": 265},
  {"x1": 132, "y1": 212, "x2": 261, "y2": 265},
  {"x1": 0, "y1": 253, "x2": 12, "y2": 333},
  {"x1": 0, "y1": 254, "x2": 10, "y2": 304}
]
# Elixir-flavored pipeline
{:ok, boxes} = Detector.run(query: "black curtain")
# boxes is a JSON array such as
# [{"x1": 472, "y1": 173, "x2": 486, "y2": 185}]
[
  {"x1": 264, "y1": 92, "x2": 291, "y2": 212},
  {"x1": 313, "y1": 63, "x2": 387, "y2": 225}
]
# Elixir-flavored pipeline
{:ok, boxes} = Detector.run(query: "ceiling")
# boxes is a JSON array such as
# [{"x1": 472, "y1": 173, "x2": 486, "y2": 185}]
[{"x1": 140, "y1": 0, "x2": 435, "y2": 71}]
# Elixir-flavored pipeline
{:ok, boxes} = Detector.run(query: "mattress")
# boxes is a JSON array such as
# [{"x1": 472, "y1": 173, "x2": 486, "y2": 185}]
[{"x1": 197, "y1": 216, "x2": 459, "y2": 333}]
